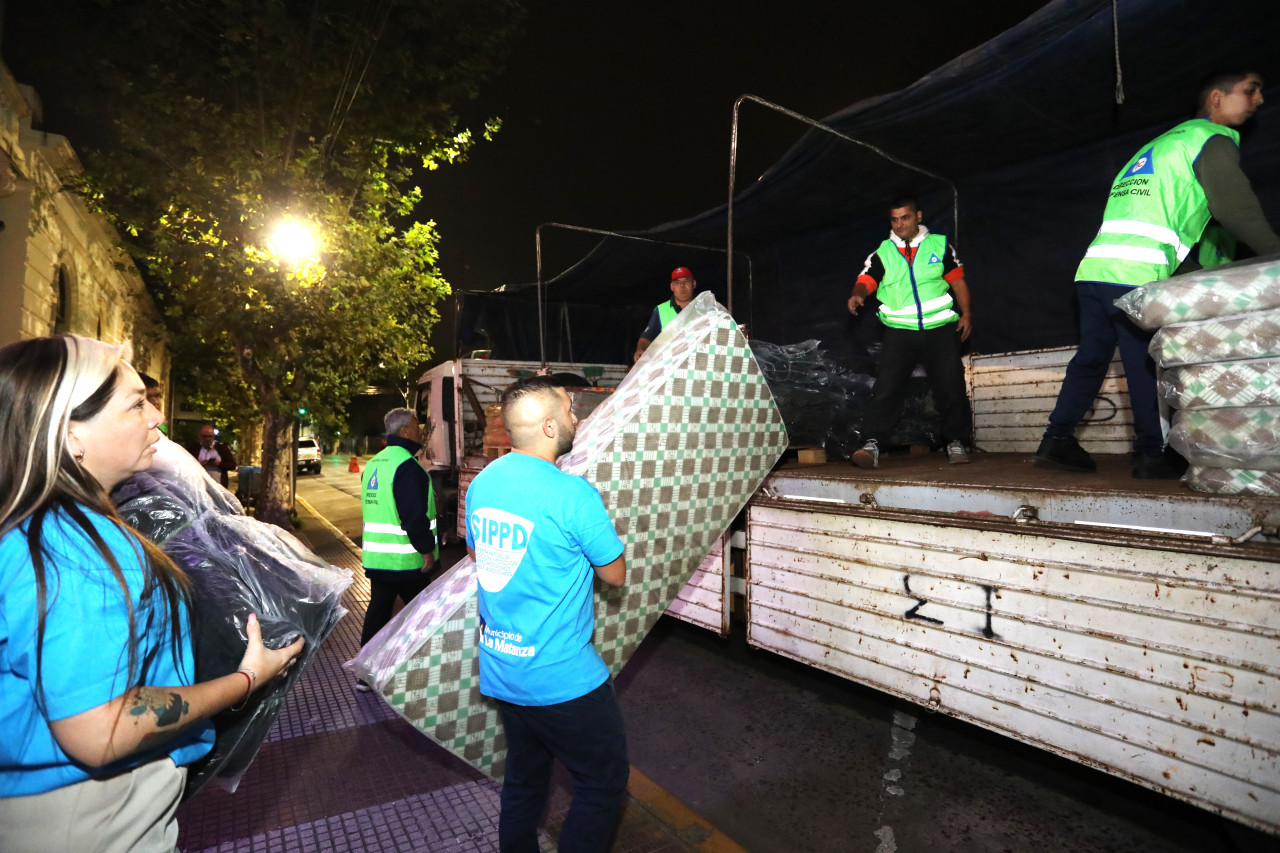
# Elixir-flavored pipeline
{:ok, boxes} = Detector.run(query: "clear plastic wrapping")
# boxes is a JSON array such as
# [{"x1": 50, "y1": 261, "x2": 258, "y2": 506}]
[
  {"x1": 348, "y1": 292, "x2": 789, "y2": 780},
  {"x1": 1150, "y1": 308, "x2": 1280, "y2": 367},
  {"x1": 1185, "y1": 465, "x2": 1280, "y2": 496},
  {"x1": 1115, "y1": 254, "x2": 1280, "y2": 330},
  {"x1": 113, "y1": 438, "x2": 353, "y2": 796},
  {"x1": 1168, "y1": 406, "x2": 1280, "y2": 472},
  {"x1": 1158, "y1": 358, "x2": 1280, "y2": 410},
  {"x1": 749, "y1": 338, "x2": 941, "y2": 458}
]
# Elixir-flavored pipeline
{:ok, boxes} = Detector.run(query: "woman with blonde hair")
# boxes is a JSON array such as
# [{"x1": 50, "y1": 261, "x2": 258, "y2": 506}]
[{"x1": 0, "y1": 335, "x2": 303, "y2": 852}]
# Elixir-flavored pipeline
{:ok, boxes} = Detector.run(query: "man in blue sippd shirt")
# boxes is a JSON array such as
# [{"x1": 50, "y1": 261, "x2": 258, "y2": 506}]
[{"x1": 466, "y1": 376, "x2": 628, "y2": 853}]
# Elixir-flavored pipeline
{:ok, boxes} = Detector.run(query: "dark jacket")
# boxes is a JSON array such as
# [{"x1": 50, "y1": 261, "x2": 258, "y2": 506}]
[{"x1": 184, "y1": 441, "x2": 237, "y2": 488}]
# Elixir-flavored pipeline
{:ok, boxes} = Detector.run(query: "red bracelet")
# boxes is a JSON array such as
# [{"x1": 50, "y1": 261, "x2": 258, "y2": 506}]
[{"x1": 230, "y1": 670, "x2": 253, "y2": 711}]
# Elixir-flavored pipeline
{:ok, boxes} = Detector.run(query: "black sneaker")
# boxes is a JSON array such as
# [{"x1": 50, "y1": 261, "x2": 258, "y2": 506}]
[
  {"x1": 1034, "y1": 435, "x2": 1096, "y2": 472},
  {"x1": 1133, "y1": 451, "x2": 1186, "y2": 480},
  {"x1": 353, "y1": 680, "x2": 372, "y2": 694}
]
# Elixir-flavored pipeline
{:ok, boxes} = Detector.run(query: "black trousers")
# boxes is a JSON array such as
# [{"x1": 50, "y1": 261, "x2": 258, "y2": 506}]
[
  {"x1": 496, "y1": 680, "x2": 629, "y2": 853},
  {"x1": 359, "y1": 570, "x2": 433, "y2": 647},
  {"x1": 862, "y1": 324, "x2": 972, "y2": 446}
]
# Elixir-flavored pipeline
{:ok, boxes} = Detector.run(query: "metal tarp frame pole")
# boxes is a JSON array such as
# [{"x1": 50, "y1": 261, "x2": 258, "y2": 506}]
[
  {"x1": 535, "y1": 221, "x2": 754, "y2": 368},
  {"x1": 726, "y1": 94, "x2": 961, "y2": 319},
  {"x1": 724, "y1": 94, "x2": 959, "y2": 630}
]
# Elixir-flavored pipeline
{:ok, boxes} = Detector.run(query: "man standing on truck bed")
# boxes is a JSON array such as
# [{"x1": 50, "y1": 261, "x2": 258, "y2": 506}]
[
  {"x1": 355, "y1": 407, "x2": 438, "y2": 691},
  {"x1": 847, "y1": 195, "x2": 974, "y2": 468},
  {"x1": 1036, "y1": 69, "x2": 1280, "y2": 480},
  {"x1": 466, "y1": 376, "x2": 628, "y2": 852},
  {"x1": 633, "y1": 266, "x2": 697, "y2": 363}
]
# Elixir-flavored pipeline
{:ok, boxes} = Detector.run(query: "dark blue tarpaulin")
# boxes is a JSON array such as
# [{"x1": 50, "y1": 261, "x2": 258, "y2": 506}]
[{"x1": 461, "y1": 0, "x2": 1280, "y2": 364}]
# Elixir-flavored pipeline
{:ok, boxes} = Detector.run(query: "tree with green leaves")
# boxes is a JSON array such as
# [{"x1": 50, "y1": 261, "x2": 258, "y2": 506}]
[{"x1": 39, "y1": 0, "x2": 523, "y2": 525}]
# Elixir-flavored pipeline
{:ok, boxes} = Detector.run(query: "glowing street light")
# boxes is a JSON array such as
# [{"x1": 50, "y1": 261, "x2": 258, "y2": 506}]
[{"x1": 267, "y1": 217, "x2": 320, "y2": 266}]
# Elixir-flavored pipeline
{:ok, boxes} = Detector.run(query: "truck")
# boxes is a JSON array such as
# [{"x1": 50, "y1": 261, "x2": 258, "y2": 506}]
[
  {"x1": 414, "y1": 357, "x2": 630, "y2": 542},
  {"x1": 415, "y1": 337, "x2": 1278, "y2": 835},
  {"x1": 698, "y1": 342, "x2": 1280, "y2": 835}
]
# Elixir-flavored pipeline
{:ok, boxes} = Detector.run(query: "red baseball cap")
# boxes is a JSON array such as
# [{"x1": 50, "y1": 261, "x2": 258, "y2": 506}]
[{"x1": 671, "y1": 267, "x2": 694, "y2": 281}]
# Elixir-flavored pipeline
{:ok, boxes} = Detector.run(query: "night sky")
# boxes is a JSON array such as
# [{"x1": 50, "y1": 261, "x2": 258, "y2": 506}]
[
  {"x1": 418, "y1": 1, "x2": 1050, "y2": 292},
  {"x1": 2, "y1": 0, "x2": 1050, "y2": 354}
]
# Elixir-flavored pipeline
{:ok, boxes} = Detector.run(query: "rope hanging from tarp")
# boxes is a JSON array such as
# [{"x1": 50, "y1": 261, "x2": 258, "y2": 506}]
[{"x1": 1112, "y1": 0, "x2": 1126, "y2": 105}]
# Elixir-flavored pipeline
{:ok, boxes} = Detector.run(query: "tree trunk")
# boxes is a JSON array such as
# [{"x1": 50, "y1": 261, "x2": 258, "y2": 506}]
[
  {"x1": 256, "y1": 410, "x2": 294, "y2": 528},
  {"x1": 239, "y1": 419, "x2": 263, "y2": 466}
]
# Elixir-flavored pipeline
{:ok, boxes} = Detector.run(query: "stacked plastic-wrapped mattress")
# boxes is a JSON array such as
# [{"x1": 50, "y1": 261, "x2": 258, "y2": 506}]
[
  {"x1": 348, "y1": 293, "x2": 790, "y2": 779},
  {"x1": 1117, "y1": 255, "x2": 1280, "y2": 495}
]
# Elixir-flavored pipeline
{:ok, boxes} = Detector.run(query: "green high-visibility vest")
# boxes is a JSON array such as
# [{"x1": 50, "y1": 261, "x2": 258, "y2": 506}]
[
  {"x1": 656, "y1": 300, "x2": 679, "y2": 330},
  {"x1": 873, "y1": 233, "x2": 957, "y2": 331},
  {"x1": 361, "y1": 445, "x2": 438, "y2": 570},
  {"x1": 1076, "y1": 118, "x2": 1240, "y2": 286}
]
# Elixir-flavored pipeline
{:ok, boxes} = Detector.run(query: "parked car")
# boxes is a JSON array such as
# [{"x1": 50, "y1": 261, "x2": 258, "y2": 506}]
[{"x1": 295, "y1": 437, "x2": 322, "y2": 474}]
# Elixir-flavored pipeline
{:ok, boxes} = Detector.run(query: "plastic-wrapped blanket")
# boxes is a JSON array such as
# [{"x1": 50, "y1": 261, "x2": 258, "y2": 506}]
[
  {"x1": 750, "y1": 339, "x2": 941, "y2": 459},
  {"x1": 1159, "y1": 359, "x2": 1280, "y2": 410},
  {"x1": 1185, "y1": 466, "x2": 1280, "y2": 496},
  {"x1": 1169, "y1": 407, "x2": 1280, "y2": 472},
  {"x1": 1150, "y1": 308, "x2": 1280, "y2": 367},
  {"x1": 113, "y1": 439, "x2": 352, "y2": 797},
  {"x1": 1115, "y1": 255, "x2": 1280, "y2": 330},
  {"x1": 348, "y1": 292, "x2": 789, "y2": 780}
]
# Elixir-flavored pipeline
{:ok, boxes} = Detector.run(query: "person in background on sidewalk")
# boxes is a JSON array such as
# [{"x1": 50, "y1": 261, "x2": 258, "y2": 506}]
[
  {"x1": 185, "y1": 423, "x2": 236, "y2": 487},
  {"x1": 138, "y1": 372, "x2": 169, "y2": 435},
  {"x1": 355, "y1": 408, "x2": 438, "y2": 691},
  {"x1": 1036, "y1": 69, "x2": 1280, "y2": 480},
  {"x1": 0, "y1": 335, "x2": 301, "y2": 852},
  {"x1": 847, "y1": 195, "x2": 974, "y2": 468},
  {"x1": 633, "y1": 266, "x2": 697, "y2": 364},
  {"x1": 467, "y1": 376, "x2": 628, "y2": 853}
]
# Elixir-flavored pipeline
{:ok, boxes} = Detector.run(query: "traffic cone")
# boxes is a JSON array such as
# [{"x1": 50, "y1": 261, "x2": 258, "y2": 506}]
[{"x1": 348, "y1": 456, "x2": 361, "y2": 473}]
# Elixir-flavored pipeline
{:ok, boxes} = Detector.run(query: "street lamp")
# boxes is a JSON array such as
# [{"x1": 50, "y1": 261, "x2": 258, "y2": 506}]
[{"x1": 267, "y1": 217, "x2": 320, "y2": 266}]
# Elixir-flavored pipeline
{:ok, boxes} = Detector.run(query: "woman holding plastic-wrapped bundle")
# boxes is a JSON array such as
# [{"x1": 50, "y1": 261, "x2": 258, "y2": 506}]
[{"x1": 0, "y1": 335, "x2": 304, "y2": 853}]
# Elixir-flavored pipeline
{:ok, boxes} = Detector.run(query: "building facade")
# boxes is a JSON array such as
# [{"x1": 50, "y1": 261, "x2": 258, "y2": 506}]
[{"x1": 0, "y1": 60, "x2": 168, "y2": 385}]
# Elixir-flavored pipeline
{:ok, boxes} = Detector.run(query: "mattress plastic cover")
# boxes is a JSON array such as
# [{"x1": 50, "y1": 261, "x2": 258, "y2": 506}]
[
  {"x1": 1186, "y1": 465, "x2": 1280, "y2": 497},
  {"x1": 1169, "y1": 406, "x2": 1280, "y2": 472},
  {"x1": 1150, "y1": 308, "x2": 1280, "y2": 367},
  {"x1": 1115, "y1": 254, "x2": 1280, "y2": 331},
  {"x1": 1159, "y1": 358, "x2": 1280, "y2": 410},
  {"x1": 347, "y1": 293, "x2": 789, "y2": 780}
]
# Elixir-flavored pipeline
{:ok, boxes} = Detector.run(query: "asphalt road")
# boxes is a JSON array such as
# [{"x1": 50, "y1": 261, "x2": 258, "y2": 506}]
[{"x1": 295, "y1": 455, "x2": 1276, "y2": 853}]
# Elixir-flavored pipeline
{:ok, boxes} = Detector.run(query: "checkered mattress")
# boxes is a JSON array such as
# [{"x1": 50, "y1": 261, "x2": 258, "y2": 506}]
[
  {"x1": 1150, "y1": 308, "x2": 1280, "y2": 367},
  {"x1": 1159, "y1": 359, "x2": 1280, "y2": 410},
  {"x1": 1186, "y1": 465, "x2": 1280, "y2": 496},
  {"x1": 347, "y1": 292, "x2": 789, "y2": 779},
  {"x1": 1170, "y1": 406, "x2": 1280, "y2": 472},
  {"x1": 1115, "y1": 256, "x2": 1280, "y2": 331}
]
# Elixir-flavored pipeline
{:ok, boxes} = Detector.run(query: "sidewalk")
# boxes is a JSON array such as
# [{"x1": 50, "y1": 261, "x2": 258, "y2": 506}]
[{"x1": 174, "y1": 487, "x2": 742, "y2": 853}]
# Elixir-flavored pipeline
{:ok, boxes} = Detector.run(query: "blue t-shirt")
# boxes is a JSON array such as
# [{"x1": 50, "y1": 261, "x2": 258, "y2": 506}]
[
  {"x1": 0, "y1": 506, "x2": 214, "y2": 796},
  {"x1": 466, "y1": 452, "x2": 624, "y2": 706}
]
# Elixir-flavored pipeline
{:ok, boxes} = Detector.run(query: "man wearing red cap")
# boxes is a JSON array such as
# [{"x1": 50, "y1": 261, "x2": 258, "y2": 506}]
[{"x1": 633, "y1": 267, "x2": 697, "y2": 363}]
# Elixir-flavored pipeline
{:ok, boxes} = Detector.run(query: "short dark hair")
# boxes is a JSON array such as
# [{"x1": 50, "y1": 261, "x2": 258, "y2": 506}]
[
  {"x1": 500, "y1": 375, "x2": 560, "y2": 413},
  {"x1": 139, "y1": 372, "x2": 160, "y2": 389},
  {"x1": 1196, "y1": 70, "x2": 1259, "y2": 114},
  {"x1": 890, "y1": 195, "x2": 920, "y2": 213}
]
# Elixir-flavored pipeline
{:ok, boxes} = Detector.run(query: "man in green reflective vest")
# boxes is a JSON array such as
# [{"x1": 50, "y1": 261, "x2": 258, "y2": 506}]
[
  {"x1": 1037, "y1": 70, "x2": 1280, "y2": 480},
  {"x1": 633, "y1": 266, "x2": 697, "y2": 363},
  {"x1": 354, "y1": 407, "x2": 439, "y2": 691},
  {"x1": 847, "y1": 196, "x2": 973, "y2": 468}
]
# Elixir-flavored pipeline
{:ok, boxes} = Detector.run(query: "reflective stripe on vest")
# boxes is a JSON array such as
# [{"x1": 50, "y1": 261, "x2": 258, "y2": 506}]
[
  {"x1": 361, "y1": 444, "x2": 439, "y2": 569},
  {"x1": 873, "y1": 233, "x2": 956, "y2": 331},
  {"x1": 1075, "y1": 119, "x2": 1239, "y2": 286}
]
